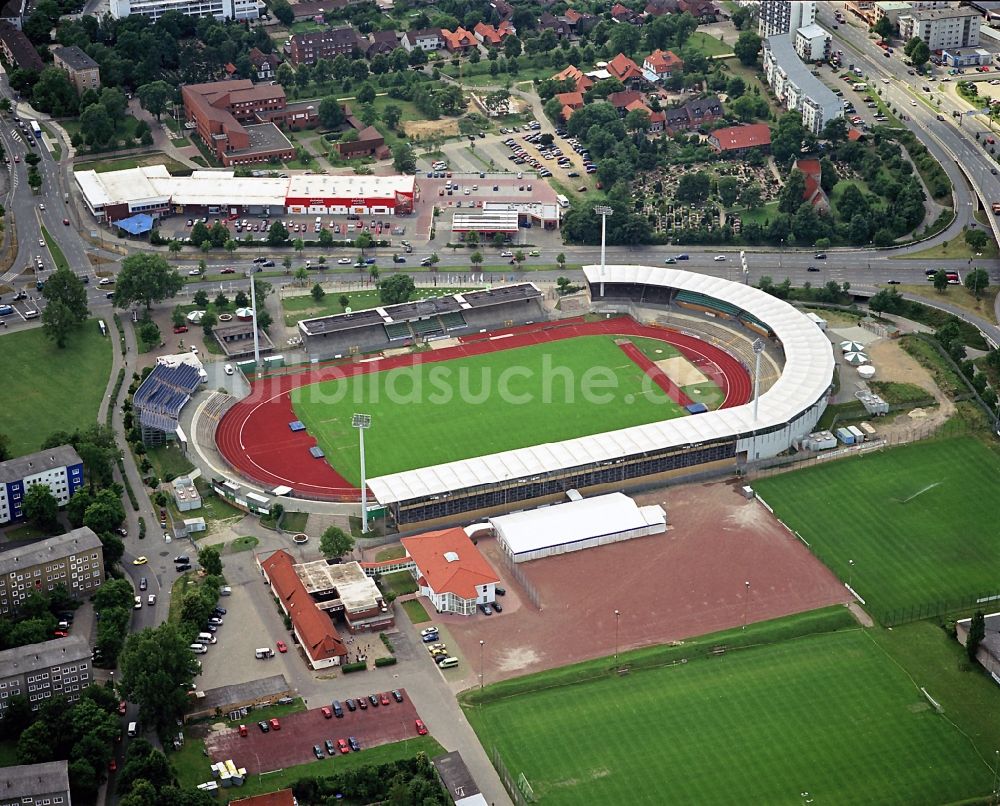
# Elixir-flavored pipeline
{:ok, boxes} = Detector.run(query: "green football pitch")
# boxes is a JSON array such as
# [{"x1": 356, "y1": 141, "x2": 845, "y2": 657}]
[
  {"x1": 754, "y1": 437, "x2": 1000, "y2": 621},
  {"x1": 466, "y1": 623, "x2": 994, "y2": 805},
  {"x1": 290, "y1": 335, "x2": 691, "y2": 483}
]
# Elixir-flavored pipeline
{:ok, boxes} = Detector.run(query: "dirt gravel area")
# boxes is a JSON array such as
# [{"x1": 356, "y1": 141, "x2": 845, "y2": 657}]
[
  {"x1": 442, "y1": 481, "x2": 849, "y2": 685},
  {"x1": 202, "y1": 695, "x2": 419, "y2": 773},
  {"x1": 863, "y1": 339, "x2": 954, "y2": 437}
]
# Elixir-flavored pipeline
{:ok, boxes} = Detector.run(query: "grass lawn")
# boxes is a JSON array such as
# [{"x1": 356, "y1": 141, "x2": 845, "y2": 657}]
[
  {"x1": 40, "y1": 226, "x2": 69, "y2": 272},
  {"x1": 380, "y1": 570, "x2": 418, "y2": 597},
  {"x1": 891, "y1": 230, "x2": 999, "y2": 260},
  {"x1": 400, "y1": 598, "x2": 431, "y2": 623},
  {"x1": 893, "y1": 284, "x2": 999, "y2": 324},
  {"x1": 74, "y1": 152, "x2": 190, "y2": 175},
  {"x1": 754, "y1": 436, "x2": 1000, "y2": 622},
  {"x1": 465, "y1": 618, "x2": 995, "y2": 805},
  {"x1": 280, "y1": 510, "x2": 309, "y2": 533},
  {"x1": 730, "y1": 200, "x2": 779, "y2": 227},
  {"x1": 2, "y1": 522, "x2": 49, "y2": 542},
  {"x1": 0, "y1": 323, "x2": 112, "y2": 455},
  {"x1": 292, "y1": 335, "x2": 687, "y2": 482},
  {"x1": 171, "y1": 734, "x2": 444, "y2": 798},
  {"x1": 229, "y1": 536, "x2": 259, "y2": 553},
  {"x1": 146, "y1": 445, "x2": 195, "y2": 480},
  {"x1": 281, "y1": 287, "x2": 480, "y2": 326},
  {"x1": 688, "y1": 30, "x2": 733, "y2": 57},
  {"x1": 375, "y1": 545, "x2": 405, "y2": 561}
]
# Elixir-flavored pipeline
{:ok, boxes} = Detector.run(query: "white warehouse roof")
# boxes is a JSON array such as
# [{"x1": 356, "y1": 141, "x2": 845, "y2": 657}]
[
  {"x1": 366, "y1": 266, "x2": 834, "y2": 505},
  {"x1": 489, "y1": 492, "x2": 665, "y2": 558}
]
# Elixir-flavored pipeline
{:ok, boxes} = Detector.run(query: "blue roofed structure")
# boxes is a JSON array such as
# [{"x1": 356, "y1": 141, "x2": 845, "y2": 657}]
[
  {"x1": 134, "y1": 361, "x2": 203, "y2": 445},
  {"x1": 113, "y1": 213, "x2": 154, "y2": 235}
]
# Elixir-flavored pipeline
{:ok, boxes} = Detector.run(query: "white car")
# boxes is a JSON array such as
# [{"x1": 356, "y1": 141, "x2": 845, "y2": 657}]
[
  {"x1": 38, "y1": 238, "x2": 44, "y2": 247},
  {"x1": 190, "y1": 345, "x2": 199, "y2": 354},
  {"x1": 713, "y1": 255, "x2": 727, "y2": 261},
  {"x1": 38, "y1": 203, "x2": 45, "y2": 210},
  {"x1": 910, "y1": 100, "x2": 917, "y2": 106},
  {"x1": 187, "y1": 268, "x2": 201, "y2": 276},
  {"x1": 500, "y1": 251, "x2": 513, "y2": 257},
  {"x1": 98, "y1": 277, "x2": 113, "y2": 285},
  {"x1": 420, "y1": 627, "x2": 439, "y2": 638},
  {"x1": 147, "y1": 594, "x2": 156, "y2": 605},
  {"x1": 224, "y1": 363, "x2": 234, "y2": 375},
  {"x1": 337, "y1": 257, "x2": 352, "y2": 264}
]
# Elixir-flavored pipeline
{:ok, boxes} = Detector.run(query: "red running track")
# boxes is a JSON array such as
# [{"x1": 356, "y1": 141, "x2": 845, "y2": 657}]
[
  {"x1": 214, "y1": 316, "x2": 753, "y2": 500},
  {"x1": 617, "y1": 341, "x2": 694, "y2": 408}
]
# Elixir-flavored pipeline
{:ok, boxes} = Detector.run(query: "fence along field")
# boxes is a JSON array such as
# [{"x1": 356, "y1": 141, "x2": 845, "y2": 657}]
[
  {"x1": 290, "y1": 335, "x2": 698, "y2": 484},
  {"x1": 464, "y1": 611, "x2": 994, "y2": 806},
  {"x1": 753, "y1": 436, "x2": 1000, "y2": 623}
]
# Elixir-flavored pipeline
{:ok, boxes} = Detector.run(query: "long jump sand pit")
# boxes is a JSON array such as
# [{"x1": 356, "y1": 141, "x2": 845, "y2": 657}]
[
  {"x1": 656, "y1": 355, "x2": 709, "y2": 387},
  {"x1": 444, "y1": 480, "x2": 850, "y2": 683}
]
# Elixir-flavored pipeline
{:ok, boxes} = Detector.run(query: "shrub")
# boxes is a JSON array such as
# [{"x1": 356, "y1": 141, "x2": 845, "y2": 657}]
[
  {"x1": 341, "y1": 661, "x2": 368, "y2": 674},
  {"x1": 374, "y1": 656, "x2": 397, "y2": 668}
]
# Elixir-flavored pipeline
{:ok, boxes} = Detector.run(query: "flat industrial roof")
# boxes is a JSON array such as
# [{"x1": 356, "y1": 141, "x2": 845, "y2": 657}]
[
  {"x1": 367, "y1": 266, "x2": 834, "y2": 505},
  {"x1": 490, "y1": 492, "x2": 665, "y2": 557},
  {"x1": 286, "y1": 173, "x2": 415, "y2": 200}
]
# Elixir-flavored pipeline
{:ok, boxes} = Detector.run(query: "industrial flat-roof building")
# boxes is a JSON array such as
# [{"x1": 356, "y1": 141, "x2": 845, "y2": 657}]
[
  {"x1": 110, "y1": 0, "x2": 258, "y2": 22},
  {"x1": 0, "y1": 445, "x2": 84, "y2": 525},
  {"x1": 488, "y1": 492, "x2": 666, "y2": 563},
  {"x1": 294, "y1": 558, "x2": 393, "y2": 632},
  {"x1": 74, "y1": 165, "x2": 416, "y2": 224}
]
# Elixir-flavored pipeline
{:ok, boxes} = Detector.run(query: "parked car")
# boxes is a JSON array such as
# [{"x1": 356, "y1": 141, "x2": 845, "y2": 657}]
[
  {"x1": 313, "y1": 745, "x2": 324, "y2": 759},
  {"x1": 479, "y1": 603, "x2": 493, "y2": 615},
  {"x1": 420, "y1": 627, "x2": 439, "y2": 637},
  {"x1": 379, "y1": 692, "x2": 391, "y2": 706},
  {"x1": 258, "y1": 721, "x2": 269, "y2": 733},
  {"x1": 348, "y1": 736, "x2": 361, "y2": 752},
  {"x1": 337, "y1": 738, "x2": 350, "y2": 754},
  {"x1": 415, "y1": 719, "x2": 428, "y2": 736},
  {"x1": 392, "y1": 690, "x2": 404, "y2": 703},
  {"x1": 324, "y1": 739, "x2": 335, "y2": 755},
  {"x1": 368, "y1": 694, "x2": 379, "y2": 707}
]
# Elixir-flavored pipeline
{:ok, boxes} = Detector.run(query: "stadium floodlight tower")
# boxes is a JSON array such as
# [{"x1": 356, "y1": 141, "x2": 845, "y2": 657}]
[
  {"x1": 352, "y1": 413, "x2": 372, "y2": 533},
  {"x1": 751, "y1": 338, "x2": 765, "y2": 421},
  {"x1": 594, "y1": 205, "x2": 613, "y2": 298},
  {"x1": 250, "y1": 274, "x2": 261, "y2": 378}
]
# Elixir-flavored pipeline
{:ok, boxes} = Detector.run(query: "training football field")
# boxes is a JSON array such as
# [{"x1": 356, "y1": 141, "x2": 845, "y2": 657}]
[
  {"x1": 754, "y1": 436, "x2": 1000, "y2": 620},
  {"x1": 291, "y1": 335, "x2": 692, "y2": 483},
  {"x1": 466, "y1": 622, "x2": 992, "y2": 805}
]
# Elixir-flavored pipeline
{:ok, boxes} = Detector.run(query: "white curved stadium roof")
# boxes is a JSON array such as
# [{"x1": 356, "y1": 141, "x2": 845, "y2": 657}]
[{"x1": 367, "y1": 266, "x2": 834, "y2": 505}]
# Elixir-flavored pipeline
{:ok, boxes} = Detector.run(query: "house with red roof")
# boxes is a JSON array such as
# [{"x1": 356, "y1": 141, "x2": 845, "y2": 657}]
[
  {"x1": 795, "y1": 158, "x2": 831, "y2": 214},
  {"x1": 643, "y1": 48, "x2": 684, "y2": 81},
  {"x1": 563, "y1": 8, "x2": 598, "y2": 32},
  {"x1": 441, "y1": 27, "x2": 478, "y2": 54},
  {"x1": 473, "y1": 20, "x2": 514, "y2": 46},
  {"x1": 708, "y1": 123, "x2": 772, "y2": 155},
  {"x1": 608, "y1": 89, "x2": 646, "y2": 114},
  {"x1": 259, "y1": 550, "x2": 348, "y2": 669},
  {"x1": 607, "y1": 52, "x2": 646, "y2": 88},
  {"x1": 610, "y1": 2, "x2": 642, "y2": 23},
  {"x1": 552, "y1": 64, "x2": 594, "y2": 94},
  {"x1": 556, "y1": 90, "x2": 586, "y2": 120},
  {"x1": 401, "y1": 528, "x2": 500, "y2": 616}
]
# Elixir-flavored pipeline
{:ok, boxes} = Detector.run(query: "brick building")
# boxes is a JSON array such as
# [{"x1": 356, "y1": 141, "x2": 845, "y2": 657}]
[
  {"x1": 708, "y1": 123, "x2": 772, "y2": 155},
  {"x1": 287, "y1": 25, "x2": 362, "y2": 65}
]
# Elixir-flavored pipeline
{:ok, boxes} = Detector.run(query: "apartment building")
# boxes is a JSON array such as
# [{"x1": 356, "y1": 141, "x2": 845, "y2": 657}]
[
  {"x1": 0, "y1": 445, "x2": 83, "y2": 526},
  {"x1": 0, "y1": 528, "x2": 104, "y2": 615},
  {"x1": 0, "y1": 635, "x2": 93, "y2": 715},
  {"x1": 763, "y1": 34, "x2": 843, "y2": 135},
  {"x1": 0, "y1": 760, "x2": 71, "y2": 806},
  {"x1": 794, "y1": 22, "x2": 831, "y2": 62},
  {"x1": 758, "y1": 0, "x2": 815, "y2": 38},
  {"x1": 109, "y1": 0, "x2": 257, "y2": 21},
  {"x1": 0, "y1": 20, "x2": 41, "y2": 71},
  {"x1": 287, "y1": 26, "x2": 362, "y2": 66},
  {"x1": 52, "y1": 45, "x2": 101, "y2": 93},
  {"x1": 898, "y1": 6, "x2": 981, "y2": 51}
]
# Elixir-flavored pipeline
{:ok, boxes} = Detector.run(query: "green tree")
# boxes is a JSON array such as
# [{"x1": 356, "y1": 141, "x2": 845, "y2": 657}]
[
  {"x1": 311, "y1": 282, "x2": 326, "y2": 302},
  {"x1": 113, "y1": 254, "x2": 183, "y2": 310},
  {"x1": 40, "y1": 300, "x2": 81, "y2": 348},
  {"x1": 318, "y1": 96, "x2": 345, "y2": 128},
  {"x1": 23, "y1": 483, "x2": 59, "y2": 532},
  {"x1": 136, "y1": 80, "x2": 172, "y2": 120},
  {"x1": 392, "y1": 143, "x2": 416, "y2": 173},
  {"x1": 319, "y1": 228, "x2": 334, "y2": 247},
  {"x1": 82, "y1": 489, "x2": 125, "y2": 535},
  {"x1": 339, "y1": 294, "x2": 350, "y2": 310},
  {"x1": 771, "y1": 112, "x2": 806, "y2": 164},
  {"x1": 79, "y1": 103, "x2": 114, "y2": 148},
  {"x1": 733, "y1": 31, "x2": 762, "y2": 66},
  {"x1": 717, "y1": 176, "x2": 739, "y2": 207},
  {"x1": 197, "y1": 546, "x2": 223, "y2": 577},
  {"x1": 676, "y1": 172, "x2": 711, "y2": 204},
  {"x1": 193, "y1": 290, "x2": 208, "y2": 307},
  {"x1": 909, "y1": 40, "x2": 929, "y2": 68},
  {"x1": 964, "y1": 229, "x2": 989, "y2": 253},
  {"x1": 966, "y1": 611, "x2": 986, "y2": 662},
  {"x1": 319, "y1": 525, "x2": 355, "y2": 558},
  {"x1": 356, "y1": 231, "x2": 374, "y2": 254},
  {"x1": 200, "y1": 310, "x2": 217, "y2": 337},
  {"x1": 382, "y1": 104, "x2": 402, "y2": 131},
  {"x1": 0, "y1": 432, "x2": 10, "y2": 462},
  {"x1": 271, "y1": 0, "x2": 293, "y2": 24},
  {"x1": 965, "y1": 267, "x2": 990, "y2": 300},
  {"x1": 268, "y1": 221, "x2": 289, "y2": 246},
  {"x1": 100, "y1": 87, "x2": 127, "y2": 127},
  {"x1": 294, "y1": 266, "x2": 309, "y2": 285},
  {"x1": 118, "y1": 623, "x2": 200, "y2": 735},
  {"x1": 378, "y1": 274, "x2": 415, "y2": 305}
]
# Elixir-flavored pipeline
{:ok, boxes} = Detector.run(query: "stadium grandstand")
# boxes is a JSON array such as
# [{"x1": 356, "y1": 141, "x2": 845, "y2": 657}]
[
  {"x1": 133, "y1": 358, "x2": 204, "y2": 446},
  {"x1": 297, "y1": 282, "x2": 544, "y2": 359},
  {"x1": 366, "y1": 266, "x2": 834, "y2": 527}
]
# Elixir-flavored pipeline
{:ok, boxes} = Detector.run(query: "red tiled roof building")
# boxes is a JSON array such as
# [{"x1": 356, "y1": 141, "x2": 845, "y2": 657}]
[{"x1": 708, "y1": 123, "x2": 772, "y2": 154}]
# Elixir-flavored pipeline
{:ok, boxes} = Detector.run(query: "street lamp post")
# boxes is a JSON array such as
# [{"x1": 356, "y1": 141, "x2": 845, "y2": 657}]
[
  {"x1": 352, "y1": 414, "x2": 372, "y2": 533},
  {"x1": 614, "y1": 609, "x2": 620, "y2": 664},
  {"x1": 594, "y1": 205, "x2": 613, "y2": 298},
  {"x1": 479, "y1": 639, "x2": 485, "y2": 689},
  {"x1": 742, "y1": 581, "x2": 751, "y2": 630}
]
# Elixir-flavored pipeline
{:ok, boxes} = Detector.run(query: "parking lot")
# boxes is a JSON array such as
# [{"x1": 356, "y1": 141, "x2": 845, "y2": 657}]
[{"x1": 203, "y1": 694, "x2": 421, "y2": 774}]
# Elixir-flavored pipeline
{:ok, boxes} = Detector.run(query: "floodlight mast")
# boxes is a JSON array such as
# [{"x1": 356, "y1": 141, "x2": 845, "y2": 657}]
[
  {"x1": 352, "y1": 414, "x2": 372, "y2": 533},
  {"x1": 594, "y1": 206, "x2": 613, "y2": 297}
]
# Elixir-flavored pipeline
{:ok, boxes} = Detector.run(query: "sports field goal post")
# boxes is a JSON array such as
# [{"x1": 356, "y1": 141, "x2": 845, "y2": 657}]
[{"x1": 517, "y1": 773, "x2": 536, "y2": 802}]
